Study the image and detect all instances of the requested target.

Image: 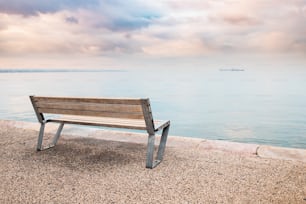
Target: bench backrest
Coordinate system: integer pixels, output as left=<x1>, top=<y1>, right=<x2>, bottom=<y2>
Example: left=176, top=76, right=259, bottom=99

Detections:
left=30, top=96, right=155, bottom=133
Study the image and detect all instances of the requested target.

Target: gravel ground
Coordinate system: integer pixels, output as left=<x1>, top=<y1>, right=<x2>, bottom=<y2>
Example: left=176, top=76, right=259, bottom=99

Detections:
left=0, top=123, right=305, bottom=204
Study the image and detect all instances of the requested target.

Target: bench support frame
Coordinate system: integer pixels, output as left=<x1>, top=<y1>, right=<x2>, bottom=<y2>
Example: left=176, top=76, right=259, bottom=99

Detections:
left=37, top=122, right=64, bottom=151
left=36, top=121, right=170, bottom=169
left=146, top=124, right=170, bottom=168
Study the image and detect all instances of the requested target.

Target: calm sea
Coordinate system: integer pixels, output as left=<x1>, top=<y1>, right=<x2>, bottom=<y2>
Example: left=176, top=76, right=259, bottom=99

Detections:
left=1, top=68, right=306, bottom=149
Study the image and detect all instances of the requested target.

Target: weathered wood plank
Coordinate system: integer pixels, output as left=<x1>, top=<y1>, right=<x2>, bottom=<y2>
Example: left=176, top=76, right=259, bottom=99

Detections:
left=48, top=118, right=147, bottom=130
left=37, top=108, right=144, bottom=119
left=33, top=96, right=145, bottom=105
left=36, top=101, right=143, bottom=113
left=58, top=116, right=147, bottom=125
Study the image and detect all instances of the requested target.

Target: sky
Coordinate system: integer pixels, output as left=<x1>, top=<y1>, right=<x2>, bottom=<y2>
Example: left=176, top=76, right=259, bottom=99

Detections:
left=0, top=0, right=306, bottom=69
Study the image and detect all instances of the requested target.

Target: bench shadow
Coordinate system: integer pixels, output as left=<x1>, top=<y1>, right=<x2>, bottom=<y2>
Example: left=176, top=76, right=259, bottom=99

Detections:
left=24, top=137, right=147, bottom=171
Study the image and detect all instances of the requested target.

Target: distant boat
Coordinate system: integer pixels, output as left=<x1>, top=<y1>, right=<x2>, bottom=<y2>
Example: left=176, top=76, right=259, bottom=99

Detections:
left=219, top=68, right=245, bottom=72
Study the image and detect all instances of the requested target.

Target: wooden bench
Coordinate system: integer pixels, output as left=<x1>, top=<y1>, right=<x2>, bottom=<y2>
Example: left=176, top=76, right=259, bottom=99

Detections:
left=29, top=96, right=170, bottom=169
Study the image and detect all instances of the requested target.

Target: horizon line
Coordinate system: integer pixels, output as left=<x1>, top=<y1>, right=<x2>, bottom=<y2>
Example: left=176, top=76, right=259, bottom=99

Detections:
left=0, top=69, right=126, bottom=73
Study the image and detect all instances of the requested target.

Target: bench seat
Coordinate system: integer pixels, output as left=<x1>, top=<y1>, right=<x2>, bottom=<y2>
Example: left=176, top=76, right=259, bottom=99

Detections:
left=48, top=115, right=170, bottom=131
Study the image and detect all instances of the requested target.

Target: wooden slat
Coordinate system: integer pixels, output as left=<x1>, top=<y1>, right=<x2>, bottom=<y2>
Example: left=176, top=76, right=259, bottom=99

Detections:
left=35, top=101, right=143, bottom=113
left=30, top=96, right=169, bottom=133
left=47, top=116, right=147, bottom=130
left=37, top=108, right=144, bottom=119
left=33, top=96, right=145, bottom=105
left=59, top=116, right=146, bottom=125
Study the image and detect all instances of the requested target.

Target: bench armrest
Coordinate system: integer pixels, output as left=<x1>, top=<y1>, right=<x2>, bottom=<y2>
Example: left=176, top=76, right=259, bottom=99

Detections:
left=154, top=120, right=170, bottom=132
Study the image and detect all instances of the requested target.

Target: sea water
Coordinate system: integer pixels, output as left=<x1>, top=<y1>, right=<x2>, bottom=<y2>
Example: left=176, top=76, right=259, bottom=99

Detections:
left=1, top=68, right=306, bottom=149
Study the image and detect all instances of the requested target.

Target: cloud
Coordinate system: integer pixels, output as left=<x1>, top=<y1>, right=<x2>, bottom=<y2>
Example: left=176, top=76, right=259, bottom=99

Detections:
left=91, top=1, right=162, bottom=31
left=165, top=0, right=212, bottom=10
left=0, top=0, right=306, bottom=69
left=142, top=39, right=215, bottom=57
left=248, top=31, right=306, bottom=53
left=0, top=10, right=146, bottom=56
left=65, top=16, right=78, bottom=24
left=0, top=0, right=99, bottom=16
left=0, top=0, right=161, bottom=31
left=217, top=14, right=260, bottom=26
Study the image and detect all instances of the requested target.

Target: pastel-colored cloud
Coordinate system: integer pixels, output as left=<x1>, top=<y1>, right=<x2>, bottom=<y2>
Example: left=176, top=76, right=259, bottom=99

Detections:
left=0, top=0, right=160, bottom=31
left=0, top=0, right=305, bottom=69
left=216, top=14, right=259, bottom=26
left=65, top=16, right=78, bottom=24
left=142, top=39, right=215, bottom=57
left=0, top=0, right=99, bottom=15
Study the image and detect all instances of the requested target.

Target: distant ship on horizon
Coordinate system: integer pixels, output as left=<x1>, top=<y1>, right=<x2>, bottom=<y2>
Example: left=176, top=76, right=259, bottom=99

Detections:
left=219, top=68, right=245, bottom=71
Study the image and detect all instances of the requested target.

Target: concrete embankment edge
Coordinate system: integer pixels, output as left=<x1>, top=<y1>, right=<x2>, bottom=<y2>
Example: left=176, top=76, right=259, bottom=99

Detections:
left=0, top=120, right=305, bottom=163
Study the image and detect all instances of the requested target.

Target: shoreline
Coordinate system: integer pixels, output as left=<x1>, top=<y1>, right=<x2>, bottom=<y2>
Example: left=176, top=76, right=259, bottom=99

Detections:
left=2, top=119, right=305, bottom=163
left=0, top=119, right=305, bottom=203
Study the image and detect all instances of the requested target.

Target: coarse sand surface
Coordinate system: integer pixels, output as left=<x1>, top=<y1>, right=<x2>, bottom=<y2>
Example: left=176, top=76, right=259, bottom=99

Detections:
left=0, top=122, right=305, bottom=203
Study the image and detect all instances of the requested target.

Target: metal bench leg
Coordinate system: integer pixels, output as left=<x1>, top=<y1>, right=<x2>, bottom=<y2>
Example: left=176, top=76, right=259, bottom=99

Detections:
left=37, top=122, right=45, bottom=151
left=52, top=122, right=64, bottom=145
left=146, top=124, right=170, bottom=169
left=146, top=134, right=155, bottom=168
left=36, top=122, right=64, bottom=151
left=156, top=124, right=170, bottom=162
